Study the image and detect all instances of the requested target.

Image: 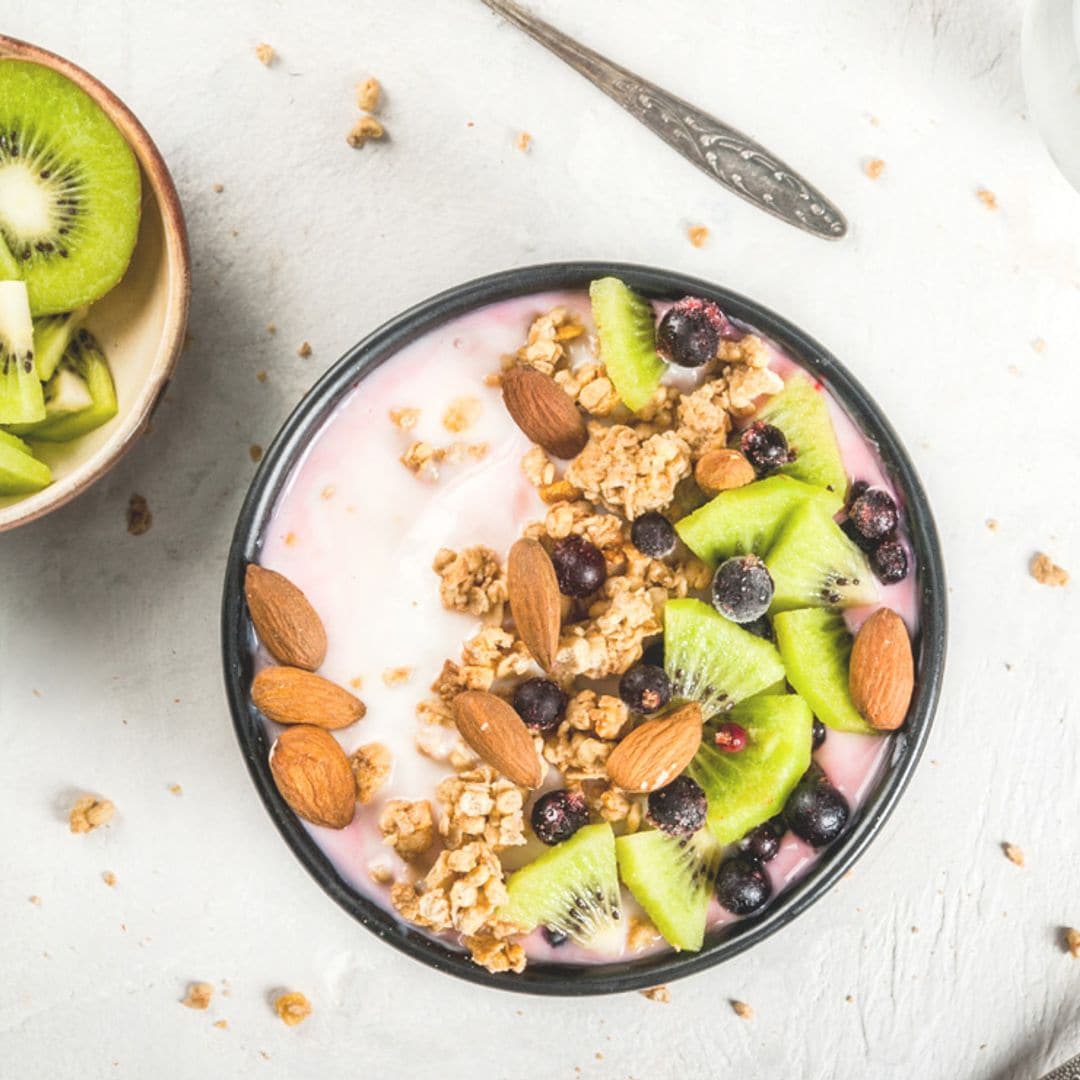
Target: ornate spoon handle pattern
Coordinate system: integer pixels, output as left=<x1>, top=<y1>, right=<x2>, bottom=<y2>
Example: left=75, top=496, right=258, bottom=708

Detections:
left=481, top=0, right=847, bottom=241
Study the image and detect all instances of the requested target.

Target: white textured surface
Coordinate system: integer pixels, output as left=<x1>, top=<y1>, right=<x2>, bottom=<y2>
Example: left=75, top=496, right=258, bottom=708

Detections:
left=2, top=1, right=1080, bottom=1077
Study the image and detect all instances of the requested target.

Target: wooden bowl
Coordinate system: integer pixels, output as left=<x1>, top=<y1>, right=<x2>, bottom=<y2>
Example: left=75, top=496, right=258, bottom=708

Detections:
left=0, top=35, right=190, bottom=532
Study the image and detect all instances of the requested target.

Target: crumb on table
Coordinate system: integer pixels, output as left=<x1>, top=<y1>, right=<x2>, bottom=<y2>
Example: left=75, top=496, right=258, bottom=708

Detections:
left=254, top=43, right=275, bottom=66
left=249, top=445, right=263, bottom=463
left=687, top=225, right=708, bottom=248
left=731, top=1000, right=754, bottom=1021
left=181, top=982, right=214, bottom=1010
left=1002, top=842, right=1025, bottom=867
left=1066, top=928, right=1080, bottom=958
left=977, top=187, right=998, bottom=210
left=69, top=795, right=115, bottom=834
left=641, top=985, right=670, bottom=1003
left=356, top=76, right=381, bottom=112
left=297, top=341, right=312, bottom=358
left=1031, top=553, right=1068, bottom=587
left=347, top=116, right=385, bottom=148
left=516, top=131, right=532, bottom=152
left=127, top=494, right=152, bottom=536
left=864, top=157, right=885, bottom=179
left=102, top=870, right=117, bottom=887
left=274, top=991, right=312, bottom=1027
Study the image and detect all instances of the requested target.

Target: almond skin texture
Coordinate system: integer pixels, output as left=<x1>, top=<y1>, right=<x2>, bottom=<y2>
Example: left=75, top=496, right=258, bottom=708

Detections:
left=245, top=564, right=328, bottom=671
left=270, top=725, right=356, bottom=829
left=502, top=367, right=588, bottom=459
left=252, top=666, right=366, bottom=730
left=453, top=690, right=543, bottom=788
left=849, top=608, right=914, bottom=731
left=694, top=449, right=756, bottom=495
left=507, top=538, right=561, bottom=672
left=606, top=702, right=704, bottom=793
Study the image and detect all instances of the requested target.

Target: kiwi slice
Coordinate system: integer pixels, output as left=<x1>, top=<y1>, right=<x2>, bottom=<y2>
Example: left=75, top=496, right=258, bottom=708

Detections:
left=0, top=60, right=141, bottom=316
left=752, top=374, right=848, bottom=496
left=33, top=307, right=86, bottom=380
left=773, top=608, right=875, bottom=734
left=11, top=329, right=116, bottom=442
left=664, top=598, right=786, bottom=720
left=676, top=475, right=844, bottom=567
left=765, top=501, right=878, bottom=612
left=616, top=828, right=723, bottom=951
left=0, top=279, right=44, bottom=424
left=689, top=693, right=814, bottom=844
left=589, top=277, right=666, bottom=412
left=0, top=427, right=51, bottom=494
left=501, top=822, right=623, bottom=954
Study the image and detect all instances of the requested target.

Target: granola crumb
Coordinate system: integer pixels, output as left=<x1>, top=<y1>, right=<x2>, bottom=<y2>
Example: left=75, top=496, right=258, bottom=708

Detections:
left=379, top=799, right=436, bottom=860
left=102, top=870, right=117, bottom=887
left=627, top=916, right=663, bottom=953
left=1065, top=927, right=1080, bottom=958
left=249, top=444, right=263, bottom=463
left=297, top=341, right=312, bottom=358
left=443, top=396, right=481, bottom=433
left=985, top=518, right=998, bottom=532
left=284, top=531, right=298, bottom=547
left=465, top=931, right=527, bottom=973
left=349, top=676, right=364, bottom=690
left=368, top=860, right=394, bottom=885
left=515, top=131, right=532, bottom=152
left=126, top=494, right=152, bottom=535
left=1031, top=337, right=1047, bottom=353
left=266, top=323, right=277, bottom=335
left=977, top=187, right=998, bottom=210
left=641, top=985, right=671, bottom=1003
left=390, top=406, right=421, bottom=431
left=69, top=795, right=115, bottom=834
left=212, top=182, right=224, bottom=194
left=181, top=982, right=214, bottom=1010
left=168, top=783, right=182, bottom=795
left=254, top=43, right=275, bottom=66
left=321, top=485, right=335, bottom=500
left=347, top=115, right=385, bottom=148
left=731, top=1000, right=754, bottom=1021
left=687, top=225, right=709, bottom=248
left=381, top=666, right=413, bottom=687
left=29, top=895, right=41, bottom=905
left=350, top=742, right=393, bottom=804
left=274, top=991, right=312, bottom=1027
left=356, top=76, right=381, bottom=112
left=213, top=1019, right=228, bottom=1030
left=1002, top=842, right=1025, bottom=866
left=1031, top=553, right=1068, bottom=587
left=256, top=370, right=267, bottom=383
left=864, top=157, right=885, bottom=179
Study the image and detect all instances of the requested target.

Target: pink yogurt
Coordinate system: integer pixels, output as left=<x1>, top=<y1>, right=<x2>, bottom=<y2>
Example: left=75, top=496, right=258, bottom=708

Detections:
left=257, top=290, right=918, bottom=965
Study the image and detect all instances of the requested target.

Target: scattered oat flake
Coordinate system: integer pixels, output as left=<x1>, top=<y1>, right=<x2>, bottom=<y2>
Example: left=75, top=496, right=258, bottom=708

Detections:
left=249, top=444, right=263, bottom=463
left=29, top=895, right=41, bottom=906
left=274, top=991, right=312, bottom=1027
left=212, top=183, right=224, bottom=194
left=169, top=783, right=183, bottom=795
left=641, top=985, right=670, bottom=1003
left=182, top=982, right=214, bottom=1010
left=349, top=676, right=364, bottom=690
left=1031, top=553, right=1069, bottom=587
left=1066, top=928, right=1080, bottom=958
left=126, top=494, right=152, bottom=535
left=1002, top=842, right=1025, bottom=866
left=321, top=485, right=335, bottom=500
left=731, top=1000, right=754, bottom=1020
left=845, top=994, right=855, bottom=1003
left=356, top=76, right=381, bottom=112
left=986, top=518, right=999, bottom=532
left=102, top=871, right=117, bottom=887
left=347, top=115, right=385, bottom=148
left=382, top=666, right=412, bottom=686
left=869, top=114, right=881, bottom=127
left=297, top=341, right=312, bottom=358
left=32, top=688, right=41, bottom=698
left=977, top=187, right=998, bottom=210
left=284, top=532, right=298, bottom=547
left=688, top=225, right=709, bottom=248
left=443, top=396, right=481, bottom=433
left=255, top=43, right=275, bottom=66
left=1032, top=337, right=1047, bottom=353
left=266, top=323, right=277, bottom=335
left=69, top=795, right=115, bottom=834
left=864, top=157, right=885, bottom=179
left=515, top=131, right=532, bottom=152
left=213, top=1019, right=229, bottom=1030
left=390, top=406, right=420, bottom=430
left=256, top=370, right=267, bottom=383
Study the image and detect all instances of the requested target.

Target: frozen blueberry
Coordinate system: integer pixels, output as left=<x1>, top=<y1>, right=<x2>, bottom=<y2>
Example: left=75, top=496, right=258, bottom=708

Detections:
left=841, top=517, right=878, bottom=553
left=656, top=297, right=725, bottom=368
left=740, top=422, right=793, bottom=477
left=784, top=768, right=849, bottom=848
left=738, top=817, right=785, bottom=863
left=551, top=535, right=607, bottom=598
left=641, top=639, right=665, bottom=669
left=619, top=663, right=672, bottom=714
left=845, top=479, right=870, bottom=509
left=812, top=718, right=827, bottom=750
left=646, top=776, right=707, bottom=837
left=531, top=789, right=589, bottom=846
left=715, top=854, right=773, bottom=916
left=631, top=511, right=677, bottom=559
left=871, top=539, right=909, bottom=585
left=513, top=678, right=568, bottom=735
left=542, top=925, right=569, bottom=947
left=711, top=554, right=774, bottom=623
left=849, top=489, right=899, bottom=542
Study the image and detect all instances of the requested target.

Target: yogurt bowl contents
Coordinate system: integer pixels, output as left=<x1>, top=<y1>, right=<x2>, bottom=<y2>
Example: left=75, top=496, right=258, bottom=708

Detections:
left=224, top=265, right=943, bottom=990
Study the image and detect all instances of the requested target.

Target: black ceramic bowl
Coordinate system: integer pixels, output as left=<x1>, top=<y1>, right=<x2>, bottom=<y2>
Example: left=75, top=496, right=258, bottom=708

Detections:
left=222, top=262, right=946, bottom=996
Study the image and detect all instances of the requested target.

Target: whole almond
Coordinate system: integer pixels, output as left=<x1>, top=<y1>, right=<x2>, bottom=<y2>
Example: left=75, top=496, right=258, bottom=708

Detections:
left=502, top=367, right=588, bottom=459
left=245, top=564, right=327, bottom=671
left=695, top=449, right=756, bottom=495
left=253, top=666, right=366, bottom=730
left=453, top=690, right=543, bottom=788
left=507, top=538, right=561, bottom=672
left=270, top=725, right=356, bottom=829
left=606, top=702, right=703, bottom=793
left=849, top=608, right=914, bottom=731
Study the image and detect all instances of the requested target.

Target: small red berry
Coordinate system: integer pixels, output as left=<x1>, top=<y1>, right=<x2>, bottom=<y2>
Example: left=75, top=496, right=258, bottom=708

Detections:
left=715, top=722, right=748, bottom=752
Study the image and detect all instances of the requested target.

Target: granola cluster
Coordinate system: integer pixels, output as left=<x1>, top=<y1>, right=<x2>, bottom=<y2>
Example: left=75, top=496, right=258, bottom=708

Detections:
left=542, top=690, right=628, bottom=780
left=378, top=799, right=436, bottom=861
left=513, top=307, right=585, bottom=376
left=432, top=546, right=506, bottom=616
left=436, top=766, right=526, bottom=851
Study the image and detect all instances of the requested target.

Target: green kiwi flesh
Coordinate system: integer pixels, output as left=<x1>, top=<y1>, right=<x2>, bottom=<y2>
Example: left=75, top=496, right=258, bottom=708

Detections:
left=33, top=307, right=87, bottom=380
left=589, top=277, right=666, bottom=412
left=0, top=279, right=44, bottom=423
left=0, top=427, right=51, bottom=494
left=0, top=60, right=141, bottom=315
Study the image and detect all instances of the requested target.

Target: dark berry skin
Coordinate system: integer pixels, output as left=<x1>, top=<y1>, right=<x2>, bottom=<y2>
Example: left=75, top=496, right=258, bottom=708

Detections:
left=739, top=816, right=785, bottom=863
left=812, top=718, right=827, bottom=750
left=841, top=517, right=878, bottom=553
left=531, top=789, right=590, bottom=846
left=513, top=678, right=567, bottom=735
left=871, top=540, right=909, bottom=585
left=641, top=639, right=665, bottom=669
left=551, top=535, right=607, bottom=598
left=711, top=554, right=774, bottom=623
left=646, top=775, right=707, bottom=836
left=784, top=769, right=849, bottom=848
left=715, top=854, right=773, bottom=916
left=619, top=663, right=672, bottom=714
left=542, top=925, right=569, bottom=947
left=740, top=422, right=793, bottom=477
left=743, top=615, right=775, bottom=642
left=846, top=479, right=869, bottom=509
left=630, top=511, right=677, bottom=558
left=849, top=489, right=899, bottom=542
left=656, top=297, right=724, bottom=368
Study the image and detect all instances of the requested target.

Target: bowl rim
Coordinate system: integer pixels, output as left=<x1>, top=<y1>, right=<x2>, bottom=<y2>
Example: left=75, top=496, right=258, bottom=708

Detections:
left=221, top=261, right=947, bottom=996
left=0, top=34, right=191, bottom=533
